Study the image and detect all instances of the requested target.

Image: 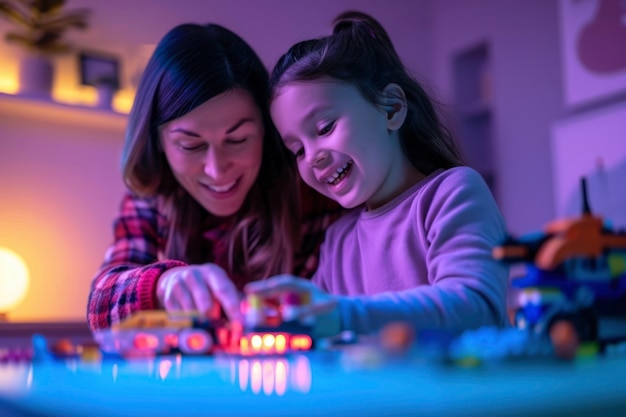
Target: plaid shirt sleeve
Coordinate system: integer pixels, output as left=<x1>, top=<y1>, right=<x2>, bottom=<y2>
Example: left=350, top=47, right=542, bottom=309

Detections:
left=293, top=182, right=346, bottom=278
left=87, top=192, right=186, bottom=332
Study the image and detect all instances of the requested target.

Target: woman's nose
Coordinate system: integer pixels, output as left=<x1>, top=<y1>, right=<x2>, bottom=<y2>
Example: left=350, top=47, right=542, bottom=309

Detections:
left=204, top=147, right=229, bottom=178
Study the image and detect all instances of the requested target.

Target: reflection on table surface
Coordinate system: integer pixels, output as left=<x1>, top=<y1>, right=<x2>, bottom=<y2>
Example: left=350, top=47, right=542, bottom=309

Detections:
left=233, top=355, right=311, bottom=395
left=1, top=350, right=626, bottom=417
left=0, top=353, right=313, bottom=396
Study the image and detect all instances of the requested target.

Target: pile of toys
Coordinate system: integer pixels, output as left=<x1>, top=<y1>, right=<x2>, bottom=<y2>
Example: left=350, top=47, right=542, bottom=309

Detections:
left=93, top=290, right=316, bottom=358
left=491, top=177, right=626, bottom=361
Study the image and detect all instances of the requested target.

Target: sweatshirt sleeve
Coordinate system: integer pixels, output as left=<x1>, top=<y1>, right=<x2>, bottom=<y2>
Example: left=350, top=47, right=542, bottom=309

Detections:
left=335, top=168, right=510, bottom=335
left=86, top=193, right=186, bottom=332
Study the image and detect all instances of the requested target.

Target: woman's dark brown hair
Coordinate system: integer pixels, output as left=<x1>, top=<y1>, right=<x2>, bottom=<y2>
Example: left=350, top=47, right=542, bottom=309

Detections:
left=121, top=23, right=300, bottom=282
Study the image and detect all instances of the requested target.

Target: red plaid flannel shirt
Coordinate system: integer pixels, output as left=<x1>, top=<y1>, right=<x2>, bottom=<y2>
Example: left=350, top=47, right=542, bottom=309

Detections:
left=87, top=184, right=343, bottom=332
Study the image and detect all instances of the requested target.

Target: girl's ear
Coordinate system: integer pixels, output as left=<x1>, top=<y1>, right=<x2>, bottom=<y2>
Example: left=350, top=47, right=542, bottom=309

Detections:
left=380, top=83, right=407, bottom=131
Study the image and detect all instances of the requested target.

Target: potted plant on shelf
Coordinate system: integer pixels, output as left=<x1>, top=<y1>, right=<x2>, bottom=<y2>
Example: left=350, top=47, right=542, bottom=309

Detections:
left=92, top=75, right=118, bottom=111
left=0, top=0, right=90, bottom=99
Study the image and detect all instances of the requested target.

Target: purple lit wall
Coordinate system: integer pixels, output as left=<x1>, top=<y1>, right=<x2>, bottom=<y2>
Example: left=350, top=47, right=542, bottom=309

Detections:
left=429, top=0, right=625, bottom=234
left=429, top=0, right=565, bottom=235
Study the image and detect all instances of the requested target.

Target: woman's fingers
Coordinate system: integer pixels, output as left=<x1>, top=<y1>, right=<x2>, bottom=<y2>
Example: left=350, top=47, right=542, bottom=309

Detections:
left=188, top=270, right=214, bottom=313
left=203, top=264, right=243, bottom=322
left=170, top=276, right=195, bottom=311
left=162, top=289, right=182, bottom=311
left=158, top=264, right=242, bottom=320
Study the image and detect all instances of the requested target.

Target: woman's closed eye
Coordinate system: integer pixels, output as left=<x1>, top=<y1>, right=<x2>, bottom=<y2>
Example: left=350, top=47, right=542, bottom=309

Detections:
left=225, top=137, right=248, bottom=145
left=178, top=142, right=206, bottom=152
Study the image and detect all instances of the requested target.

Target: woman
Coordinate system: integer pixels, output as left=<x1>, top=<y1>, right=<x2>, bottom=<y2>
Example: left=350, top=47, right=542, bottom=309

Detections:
left=87, top=23, right=342, bottom=332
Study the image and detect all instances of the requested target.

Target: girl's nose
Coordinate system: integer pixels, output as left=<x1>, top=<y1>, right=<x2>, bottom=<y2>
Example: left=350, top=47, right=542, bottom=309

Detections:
left=308, top=149, right=330, bottom=168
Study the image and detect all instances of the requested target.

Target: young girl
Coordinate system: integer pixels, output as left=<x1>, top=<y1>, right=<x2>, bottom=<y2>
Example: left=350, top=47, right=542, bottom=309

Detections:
left=246, top=11, right=510, bottom=337
left=87, top=23, right=342, bottom=332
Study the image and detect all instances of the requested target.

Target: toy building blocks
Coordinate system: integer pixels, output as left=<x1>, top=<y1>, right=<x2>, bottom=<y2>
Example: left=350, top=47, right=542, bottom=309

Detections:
left=94, top=289, right=316, bottom=358
left=493, top=177, right=626, bottom=357
left=238, top=290, right=314, bottom=356
left=446, top=326, right=554, bottom=365
left=549, top=320, right=580, bottom=360
left=93, top=310, right=222, bottom=357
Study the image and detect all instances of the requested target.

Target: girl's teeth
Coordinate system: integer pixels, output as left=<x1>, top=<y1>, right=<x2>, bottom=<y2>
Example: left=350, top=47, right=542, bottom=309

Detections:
left=326, top=162, right=352, bottom=184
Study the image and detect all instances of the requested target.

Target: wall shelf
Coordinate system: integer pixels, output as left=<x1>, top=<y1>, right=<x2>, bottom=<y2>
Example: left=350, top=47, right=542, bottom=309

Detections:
left=0, top=92, right=128, bottom=132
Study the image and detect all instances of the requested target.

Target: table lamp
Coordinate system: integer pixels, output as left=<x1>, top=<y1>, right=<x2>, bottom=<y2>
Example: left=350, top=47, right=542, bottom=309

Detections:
left=0, top=247, right=30, bottom=321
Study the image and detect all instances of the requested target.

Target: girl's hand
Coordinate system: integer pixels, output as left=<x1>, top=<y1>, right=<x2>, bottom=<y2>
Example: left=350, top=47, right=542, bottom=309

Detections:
left=244, top=275, right=341, bottom=338
left=156, top=263, right=243, bottom=322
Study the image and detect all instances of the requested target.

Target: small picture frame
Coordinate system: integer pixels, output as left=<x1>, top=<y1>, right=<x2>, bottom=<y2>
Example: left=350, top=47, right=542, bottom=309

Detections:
left=78, top=51, right=121, bottom=90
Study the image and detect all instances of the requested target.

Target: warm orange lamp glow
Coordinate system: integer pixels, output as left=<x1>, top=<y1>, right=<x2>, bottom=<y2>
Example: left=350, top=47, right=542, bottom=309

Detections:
left=0, top=77, right=19, bottom=94
left=0, top=247, right=30, bottom=319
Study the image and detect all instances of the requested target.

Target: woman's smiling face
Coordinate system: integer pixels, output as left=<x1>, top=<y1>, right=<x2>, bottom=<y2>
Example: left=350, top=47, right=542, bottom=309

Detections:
left=271, top=79, right=409, bottom=210
left=160, top=88, right=264, bottom=217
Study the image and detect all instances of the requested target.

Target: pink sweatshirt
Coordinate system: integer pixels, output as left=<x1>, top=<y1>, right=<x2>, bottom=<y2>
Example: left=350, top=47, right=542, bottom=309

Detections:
left=313, top=167, right=510, bottom=335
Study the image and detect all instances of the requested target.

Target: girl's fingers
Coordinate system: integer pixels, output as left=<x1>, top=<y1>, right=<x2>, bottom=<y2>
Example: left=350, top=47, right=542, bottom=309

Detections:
left=301, top=298, right=338, bottom=316
left=244, top=275, right=336, bottom=326
left=245, top=275, right=310, bottom=296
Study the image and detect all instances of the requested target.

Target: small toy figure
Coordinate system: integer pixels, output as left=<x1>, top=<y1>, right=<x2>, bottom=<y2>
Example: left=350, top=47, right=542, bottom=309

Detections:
left=379, top=322, right=415, bottom=355
left=549, top=320, right=580, bottom=360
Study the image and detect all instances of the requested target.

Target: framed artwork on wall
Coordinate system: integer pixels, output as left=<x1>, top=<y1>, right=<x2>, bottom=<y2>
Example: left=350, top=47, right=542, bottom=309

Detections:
left=558, top=0, right=626, bottom=109
left=78, top=51, right=121, bottom=90
left=551, top=100, right=626, bottom=229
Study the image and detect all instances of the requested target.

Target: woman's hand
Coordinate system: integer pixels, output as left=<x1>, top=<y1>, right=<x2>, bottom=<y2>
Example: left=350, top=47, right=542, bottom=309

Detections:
left=156, top=263, right=243, bottom=322
left=244, top=275, right=341, bottom=338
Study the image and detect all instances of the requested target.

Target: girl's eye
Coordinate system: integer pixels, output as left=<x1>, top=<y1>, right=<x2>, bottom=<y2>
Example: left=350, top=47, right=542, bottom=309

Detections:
left=294, top=148, right=304, bottom=159
left=318, top=121, right=335, bottom=136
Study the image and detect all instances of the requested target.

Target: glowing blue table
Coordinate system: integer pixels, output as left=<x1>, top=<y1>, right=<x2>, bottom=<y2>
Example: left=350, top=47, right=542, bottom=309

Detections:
left=1, top=349, right=626, bottom=417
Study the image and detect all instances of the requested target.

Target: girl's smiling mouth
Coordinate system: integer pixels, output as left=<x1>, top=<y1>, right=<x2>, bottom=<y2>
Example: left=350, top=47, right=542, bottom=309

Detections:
left=324, top=161, right=353, bottom=186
